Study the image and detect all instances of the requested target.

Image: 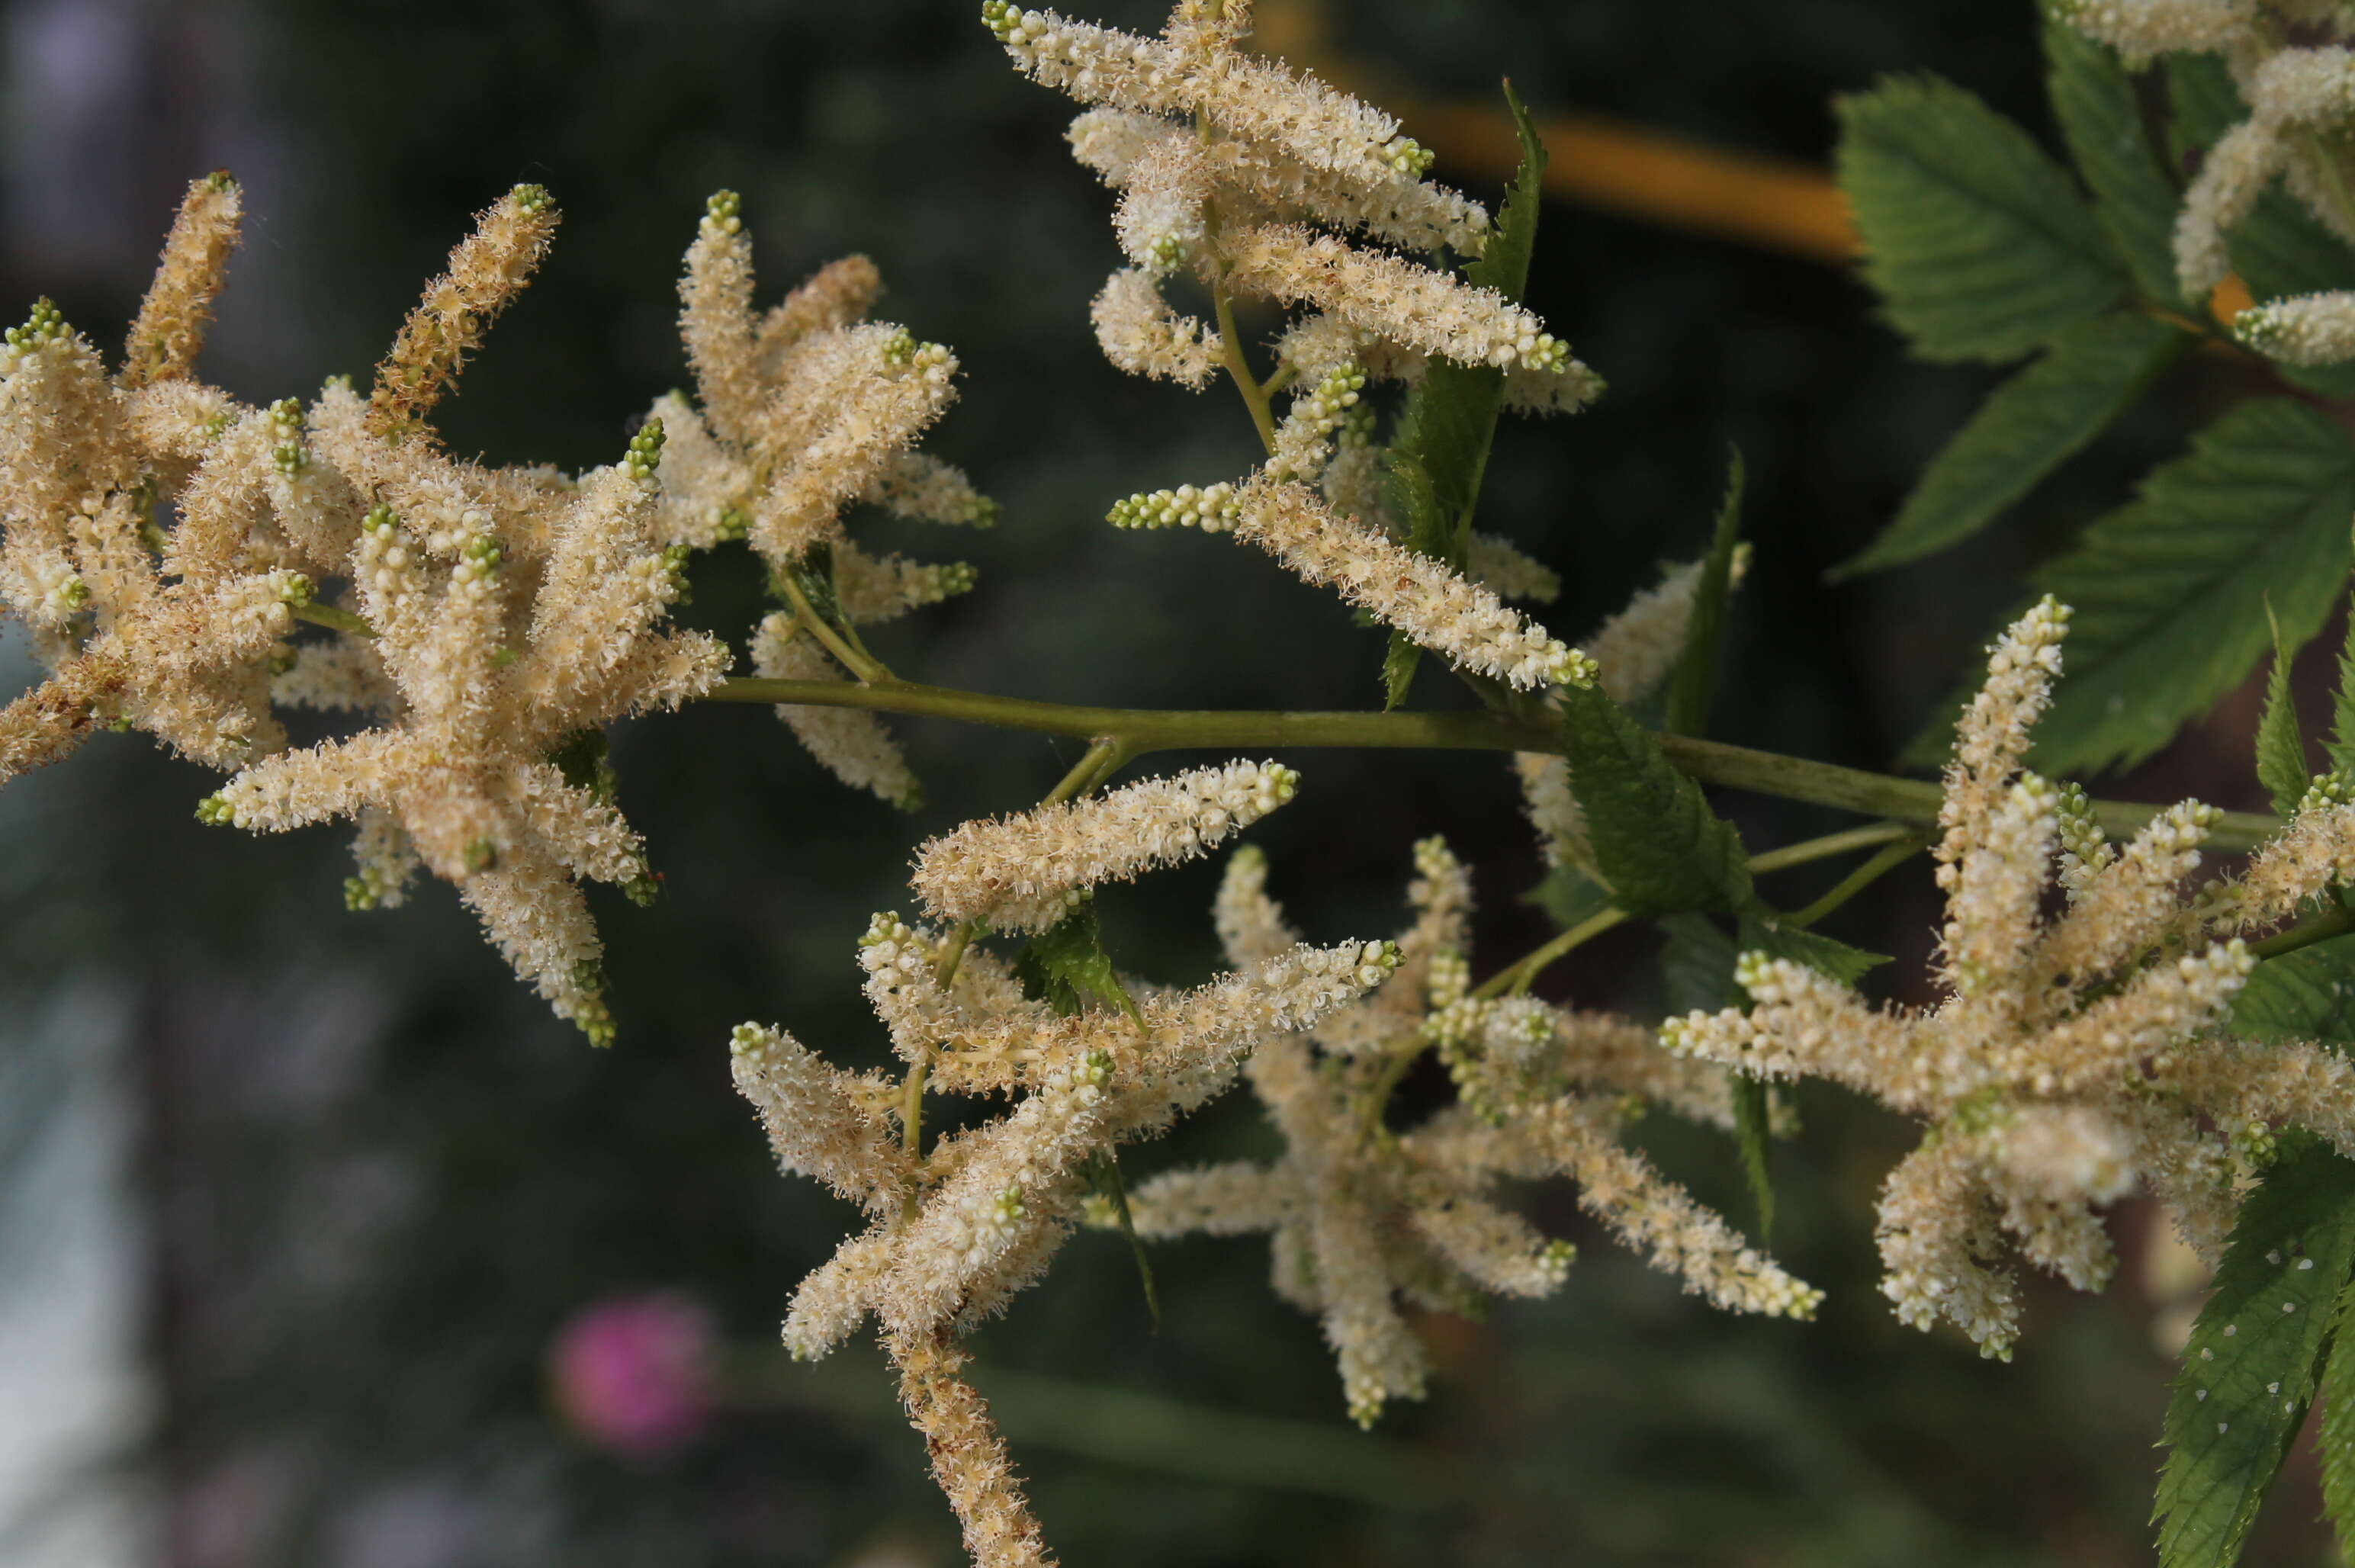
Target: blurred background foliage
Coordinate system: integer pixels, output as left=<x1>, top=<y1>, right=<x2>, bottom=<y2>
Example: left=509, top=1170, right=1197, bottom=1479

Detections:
left=0, top=0, right=2321, bottom=1563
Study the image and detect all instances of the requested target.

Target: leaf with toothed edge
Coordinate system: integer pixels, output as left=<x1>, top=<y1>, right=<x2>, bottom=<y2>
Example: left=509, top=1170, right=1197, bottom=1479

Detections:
left=2256, top=600, right=2313, bottom=820
left=2154, top=1134, right=2355, bottom=1568
left=1012, top=898, right=1143, bottom=1027
left=1378, top=82, right=1547, bottom=705
left=1559, top=685, right=1751, bottom=917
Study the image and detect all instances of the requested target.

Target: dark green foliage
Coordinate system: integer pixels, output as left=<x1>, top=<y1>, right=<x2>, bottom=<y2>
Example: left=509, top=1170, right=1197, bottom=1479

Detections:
left=1663, top=451, right=1746, bottom=736
left=2318, top=1269, right=2355, bottom=1560
left=1737, top=911, right=1891, bottom=988
left=1658, top=913, right=1775, bottom=1236
left=2256, top=603, right=2312, bottom=819
left=2028, top=400, right=2355, bottom=774
left=2229, top=932, right=2355, bottom=1048
left=1559, top=686, right=1751, bottom=917
left=1836, top=74, right=2123, bottom=361
left=2044, top=18, right=2191, bottom=310
left=2154, top=1136, right=2355, bottom=1568
left=2334, top=596, right=2355, bottom=778
left=1832, top=313, right=2185, bottom=577
left=1377, top=86, right=1547, bottom=705
left=1013, top=899, right=1143, bottom=1026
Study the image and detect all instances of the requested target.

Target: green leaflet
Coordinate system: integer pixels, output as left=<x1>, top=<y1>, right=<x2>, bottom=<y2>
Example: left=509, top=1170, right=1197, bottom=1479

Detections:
left=1738, top=911, right=1891, bottom=989
left=2256, top=602, right=2312, bottom=819
left=1012, top=898, right=1144, bottom=1027
left=1379, top=84, right=1546, bottom=705
left=1663, top=451, right=1746, bottom=737
left=2045, top=18, right=2193, bottom=311
left=1658, top=912, right=1776, bottom=1238
left=2319, top=1265, right=2355, bottom=1557
left=2333, top=593, right=2355, bottom=778
left=2026, top=399, right=2355, bottom=776
left=2165, top=55, right=2242, bottom=165
left=2154, top=1135, right=2355, bottom=1568
left=1836, top=74, right=2123, bottom=363
left=2229, top=931, right=2355, bottom=1049
left=1832, top=312, right=2186, bottom=578
left=1558, top=685, right=1751, bottom=917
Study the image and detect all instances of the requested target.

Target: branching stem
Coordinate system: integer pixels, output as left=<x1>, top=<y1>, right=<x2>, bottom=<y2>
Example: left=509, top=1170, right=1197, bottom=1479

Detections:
left=705, top=676, right=2285, bottom=853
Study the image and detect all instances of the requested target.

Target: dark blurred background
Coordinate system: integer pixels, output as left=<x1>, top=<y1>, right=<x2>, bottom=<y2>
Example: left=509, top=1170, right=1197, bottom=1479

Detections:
left=0, top=1, right=2315, bottom=1563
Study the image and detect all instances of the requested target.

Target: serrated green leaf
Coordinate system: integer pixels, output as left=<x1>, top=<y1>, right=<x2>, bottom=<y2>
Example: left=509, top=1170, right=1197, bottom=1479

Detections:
left=2045, top=18, right=2193, bottom=310
left=2331, top=594, right=2355, bottom=778
left=1659, top=911, right=1741, bottom=1014
left=1663, top=450, right=1746, bottom=736
left=1012, top=900, right=1144, bottom=1027
left=2230, top=933, right=2355, bottom=1048
left=1836, top=74, right=2125, bottom=362
left=1559, top=686, right=1751, bottom=917
left=1833, top=312, right=2186, bottom=578
left=1725, top=1075, right=1776, bottom=1239
left=2027, top=399, right=2355, bottom=775
left=2318, top=1264, right=2355, bottom=1556
left=1738, top=909, right=1893, bottom=988
left=1374, top=88, right=1546, bottom=705
left=2154, top=1134, right=2355, bottom=1568
left=1383, top=84, right=1543, bottom=548
left=2257, top=601, right=2313, bottom=818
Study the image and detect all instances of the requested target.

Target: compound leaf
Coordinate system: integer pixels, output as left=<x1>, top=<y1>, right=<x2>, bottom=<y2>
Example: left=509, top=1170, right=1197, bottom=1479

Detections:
left=1836, top=74, right=2124, bottom=362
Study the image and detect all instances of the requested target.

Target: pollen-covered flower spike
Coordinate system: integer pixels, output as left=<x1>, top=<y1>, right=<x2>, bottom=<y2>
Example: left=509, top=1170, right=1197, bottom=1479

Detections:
left=737, top=884, right=1399, bottom=1567
left=1120, top=837, right=1812, bottom=1426
left=367, top=182, right=561, bottom=445
left=1663, top=595, right=2350, bottom=1355
left=912, top=759, right=1300, bottom=933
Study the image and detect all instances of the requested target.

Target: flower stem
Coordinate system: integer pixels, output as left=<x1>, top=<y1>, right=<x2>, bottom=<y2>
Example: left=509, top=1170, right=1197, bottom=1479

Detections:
left=1782, top=833, right=1927, bottom=930
left=775, top=572, right=892, bottom=684
left=702, top=677, right=2286, bottom=853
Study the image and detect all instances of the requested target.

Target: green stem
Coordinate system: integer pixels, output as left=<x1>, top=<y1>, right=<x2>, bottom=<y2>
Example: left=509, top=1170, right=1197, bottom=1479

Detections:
left=1782, top=834, right=1927, bottom=931
left=1212, top=273, right=1278, bottom=455
left=290, top=601, right=377, bottom=639
left=703, top=677, right=2285, bottom=853
left=2251, top=901, right=2355, bottom=961
left=776, top=572, right=891, bottom=684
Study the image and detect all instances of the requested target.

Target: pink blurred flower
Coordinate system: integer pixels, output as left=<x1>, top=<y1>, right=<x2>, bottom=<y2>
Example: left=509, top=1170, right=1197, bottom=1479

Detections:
left=548, top=1292, right=716, bottom=1457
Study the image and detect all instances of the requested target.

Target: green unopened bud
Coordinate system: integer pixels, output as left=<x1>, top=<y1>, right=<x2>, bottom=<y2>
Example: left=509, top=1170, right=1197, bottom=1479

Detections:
left=463, top=837, right=498, bottom=873
left=510, top=182, right=554, bottom=214
left=625, top=416, right=666, bottom=480
left=194, top=793, right=236, bottom=826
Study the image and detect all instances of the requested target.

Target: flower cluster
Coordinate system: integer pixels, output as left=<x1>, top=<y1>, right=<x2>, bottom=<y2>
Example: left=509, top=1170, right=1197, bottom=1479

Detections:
left=731, top=766, right=1396, bottom=1566
left=985, top=1, right=1598, bottom=701
left=1, top=175, right=981, bottom=1037
left=665, top=188, right=991, bottom=805
left=1663, top=597, right=2355, bottom=1355
left=1120, top=837, right=1818, bottom=1425
left=2058, top=2, right=2355, bottom=360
